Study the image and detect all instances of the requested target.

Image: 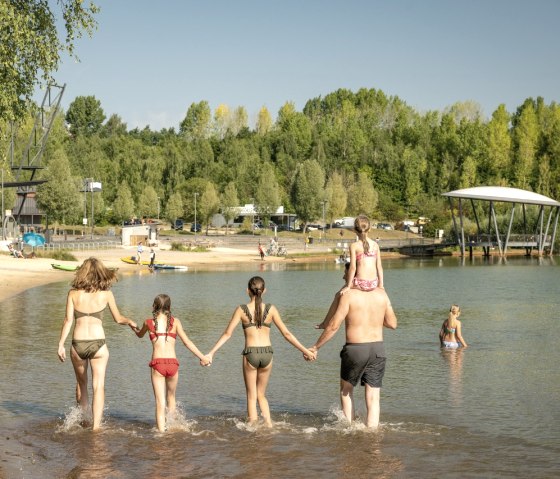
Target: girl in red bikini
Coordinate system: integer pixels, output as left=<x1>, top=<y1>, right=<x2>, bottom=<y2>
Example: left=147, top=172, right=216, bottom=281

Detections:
left=132, top=294, right=209, bottom=432
left=340, top=215, right=384, bottom=295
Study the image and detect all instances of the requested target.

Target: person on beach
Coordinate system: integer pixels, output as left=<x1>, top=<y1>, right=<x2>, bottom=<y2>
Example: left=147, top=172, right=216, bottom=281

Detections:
left=258, top=242, right=265, bottom=261
left=309, top=285, right=397, bottom=429
left=136, top=242, right=143, bottom=265
left=149, top=248, right=156, bottom=271
left=132, top=294, right=209, bottom=432
left=439, top=304, right=468, bottom=349
left=315, top=262, right=350, bottom=329
left=340, top=215, right=384, bottom=295
left=57, top=257, right=137, bottom=430
left=205, top=276, right=316, bottom=427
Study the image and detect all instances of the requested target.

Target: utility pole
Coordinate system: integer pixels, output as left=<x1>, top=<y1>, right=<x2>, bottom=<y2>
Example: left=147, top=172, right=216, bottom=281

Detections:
left=194, top=192, right=199, bottom=238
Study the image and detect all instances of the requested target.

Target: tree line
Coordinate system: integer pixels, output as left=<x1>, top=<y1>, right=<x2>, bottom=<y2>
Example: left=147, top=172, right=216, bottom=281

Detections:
left=1, top=88, right=559, bottom=236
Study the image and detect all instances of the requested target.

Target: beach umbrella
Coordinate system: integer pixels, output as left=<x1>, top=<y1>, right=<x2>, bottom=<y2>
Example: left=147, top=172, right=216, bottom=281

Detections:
left=23, top=232, right=46, bottom=247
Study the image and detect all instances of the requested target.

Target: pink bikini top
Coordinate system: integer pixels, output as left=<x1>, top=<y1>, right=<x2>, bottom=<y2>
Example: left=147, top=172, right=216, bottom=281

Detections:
left=356, top=250, right=377, bottom=262
left=146, top=317, right=177, bottom=340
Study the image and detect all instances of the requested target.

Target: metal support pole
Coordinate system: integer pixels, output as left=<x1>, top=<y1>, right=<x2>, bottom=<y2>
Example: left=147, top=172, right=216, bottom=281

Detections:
left=458, top=198, right=465, bottom=257
left=490, top=201, right=503, bottom=256
left=549, top=207, right=559, bottom=256
left=537, top=205, right=544, bottom=255
left=504, top=203, right=515, bottom=255
left=448, top=197, right=459, bottom=249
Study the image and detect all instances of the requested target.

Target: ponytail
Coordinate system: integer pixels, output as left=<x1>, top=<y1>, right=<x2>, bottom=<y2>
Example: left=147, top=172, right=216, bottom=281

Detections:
left=354, top=215, right=371, bottom=255
left=248, top=276, right=265, bottom=328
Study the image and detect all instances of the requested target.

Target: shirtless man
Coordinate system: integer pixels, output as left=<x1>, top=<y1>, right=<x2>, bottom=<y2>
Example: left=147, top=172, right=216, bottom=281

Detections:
left=309, top=287, right=397, bottom=429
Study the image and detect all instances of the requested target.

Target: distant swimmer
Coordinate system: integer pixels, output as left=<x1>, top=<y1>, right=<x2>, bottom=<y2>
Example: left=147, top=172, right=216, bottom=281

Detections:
left=132, top=294, right=209, bottom=432
left=439, top=304, right=468, bottom=348
left=340, top=215, right=384, bottom=295
left=57, top=257, right=137, bottom=430
left=205, top=276, right=316, bottom=427
left=309, top=286, right=397, bottom=429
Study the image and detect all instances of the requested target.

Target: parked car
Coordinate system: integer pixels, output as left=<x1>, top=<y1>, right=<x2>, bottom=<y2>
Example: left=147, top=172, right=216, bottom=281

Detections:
left=173, top=219, right=184, bottom=230
left=277, top=224, right=295, bottom=232
left=376, top=223, right=393, bottom=230
left=190, top=222, right=201, bottom=232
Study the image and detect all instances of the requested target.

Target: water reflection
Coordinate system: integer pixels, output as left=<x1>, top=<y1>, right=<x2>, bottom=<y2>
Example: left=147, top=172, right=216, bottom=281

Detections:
left=440, top=348, right=464, bottom=407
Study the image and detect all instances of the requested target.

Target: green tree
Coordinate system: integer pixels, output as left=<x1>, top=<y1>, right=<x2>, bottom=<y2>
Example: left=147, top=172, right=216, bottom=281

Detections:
left=136, top=185, right=159, bottom=218
left=36, top=148, right=82, bottom=223
left=180, top=101, right=211, bottom=140
left=324, top=172, right=347, bottom=224
left=112, top=182, right=135, bottom=223
left=485, top=105, right=511, bottom=183
left=512, top=103, right=538, bottom=189
left=291, top=159, right=325, bottom=231
left=165, top=192, right=183, bottom=223
left=347, top=171, right=378, bottom=217
left=256, top=106, right=272, bottom=135
left=255, top=163, right=280, bottom=228
left=221, top=182, right=239, bottom=235
left=199, top=182, right=220, bottom=234
left=0, top=0, right=99, bottom=122
left=65, top=95, right=106, bottom=136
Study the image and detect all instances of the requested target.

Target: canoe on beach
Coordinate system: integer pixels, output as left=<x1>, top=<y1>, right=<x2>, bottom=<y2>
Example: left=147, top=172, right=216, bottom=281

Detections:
left=51, top=263, right=79, bottom=271
left=120, top=256, right=162, bottom=265
left=153, top=264, right=189, bottom=271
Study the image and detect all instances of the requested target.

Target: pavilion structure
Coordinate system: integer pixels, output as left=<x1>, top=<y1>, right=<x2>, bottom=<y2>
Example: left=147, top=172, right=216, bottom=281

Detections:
left=442, top=186, right=560, bottom=257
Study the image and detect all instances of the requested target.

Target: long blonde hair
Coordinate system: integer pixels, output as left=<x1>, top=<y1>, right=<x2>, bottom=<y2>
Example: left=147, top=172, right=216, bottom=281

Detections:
left=447, top=304, right=461, bottom=329
left=71, top=257, right=117, bottom=292
left=354, top=215, right=371, bottom=255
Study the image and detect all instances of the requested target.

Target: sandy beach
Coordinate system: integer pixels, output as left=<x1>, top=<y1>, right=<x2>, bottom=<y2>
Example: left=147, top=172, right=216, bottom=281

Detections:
left=0, top=244, right=335, bottom=303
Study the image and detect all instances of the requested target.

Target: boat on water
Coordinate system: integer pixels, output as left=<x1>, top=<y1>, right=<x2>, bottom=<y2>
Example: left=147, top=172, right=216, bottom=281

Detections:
left=51, top=263, right=79, bottom=272
left=153, top=264, right=189, bottom=271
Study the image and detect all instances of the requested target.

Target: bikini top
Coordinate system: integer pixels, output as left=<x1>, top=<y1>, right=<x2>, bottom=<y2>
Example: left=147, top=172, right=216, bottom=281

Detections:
left=356, top=250, right=377, bottom=262
left=74, top=306, right=106, bottom=320
left=444, top=322, right=456, bottom=334
left=146, top=317, right=177, bottom=340
left=240, top=304, right=272, bottom=329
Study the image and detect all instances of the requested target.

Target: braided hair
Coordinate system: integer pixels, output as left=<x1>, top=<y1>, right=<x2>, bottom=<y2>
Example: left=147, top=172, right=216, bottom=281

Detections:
left=152, top=293, right=172, bottom=341
left=247, top=276, right=265, bottom=328
left=354, top=215, right=371, bottom=255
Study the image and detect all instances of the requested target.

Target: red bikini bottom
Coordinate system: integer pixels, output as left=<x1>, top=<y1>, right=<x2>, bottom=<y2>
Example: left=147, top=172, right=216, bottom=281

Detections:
left=149, top=358, right=179, bottom=377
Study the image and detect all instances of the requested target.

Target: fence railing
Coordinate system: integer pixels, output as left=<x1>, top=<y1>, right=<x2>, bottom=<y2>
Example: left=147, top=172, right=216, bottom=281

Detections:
left=33, top=240, right=122, bottom=252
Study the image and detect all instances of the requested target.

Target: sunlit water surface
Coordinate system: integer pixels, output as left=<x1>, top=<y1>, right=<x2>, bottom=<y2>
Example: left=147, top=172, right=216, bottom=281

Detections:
left=1, top=256, right=559, bottom=478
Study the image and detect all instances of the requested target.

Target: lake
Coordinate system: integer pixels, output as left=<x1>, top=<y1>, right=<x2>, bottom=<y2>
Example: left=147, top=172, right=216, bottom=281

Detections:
left=1, top=255, right=559, bottom=478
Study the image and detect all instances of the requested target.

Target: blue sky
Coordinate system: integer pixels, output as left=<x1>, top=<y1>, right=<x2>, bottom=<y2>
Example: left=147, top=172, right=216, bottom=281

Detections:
left=48, top=0, right=560, bottom=130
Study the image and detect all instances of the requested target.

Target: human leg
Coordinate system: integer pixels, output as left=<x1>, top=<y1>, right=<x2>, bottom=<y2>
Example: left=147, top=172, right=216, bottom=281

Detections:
left=256, top=361, right=273, bottom=427
left=340, top=379, right=355, bottom=423
left=242, top=357, right=259, bottom=424
left=151, top=369, right=168, bottom=432
left=166, top=373, right=179, bottom=417
left=365, top=384, right=381, bottom=429
left=70, top=347, right=89, bottom=412
left=89, top=345, right=109, bottom=430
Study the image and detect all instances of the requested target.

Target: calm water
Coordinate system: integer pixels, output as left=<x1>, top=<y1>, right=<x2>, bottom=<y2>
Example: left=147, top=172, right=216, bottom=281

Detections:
left=1, top=256, right=559, bottom=478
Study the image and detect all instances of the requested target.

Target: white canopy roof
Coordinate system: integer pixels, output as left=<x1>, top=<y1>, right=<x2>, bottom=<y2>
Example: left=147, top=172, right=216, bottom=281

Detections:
left=442, top=186, right=560, bottom=207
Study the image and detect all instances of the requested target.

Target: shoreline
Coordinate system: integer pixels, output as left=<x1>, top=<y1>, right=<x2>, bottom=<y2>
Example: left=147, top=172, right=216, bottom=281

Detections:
left=0, top=245, right=361, bottom=303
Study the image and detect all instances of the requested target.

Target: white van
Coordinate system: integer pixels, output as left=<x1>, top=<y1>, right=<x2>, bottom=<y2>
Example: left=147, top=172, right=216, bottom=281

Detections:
left=333, top=217, right=355, bottom=228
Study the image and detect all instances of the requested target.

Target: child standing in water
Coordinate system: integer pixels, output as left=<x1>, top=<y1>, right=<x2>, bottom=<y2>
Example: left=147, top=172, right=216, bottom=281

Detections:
left=132, top=294, right=209, bottom=432
left=205, top=276, right=316, bottom=427
left=340, top=215, right=384, bottom=294
left=439, top=304, right=468, bottom=348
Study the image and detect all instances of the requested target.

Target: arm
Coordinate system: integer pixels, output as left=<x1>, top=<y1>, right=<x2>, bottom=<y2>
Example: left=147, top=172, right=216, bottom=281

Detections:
left=206, top=307, right=242, bottom=361
left=456, top=321, right=468, bottom=348
left=340, top=244, right=357, bottom=295
left=315, top=292, right=341, bottom=329
left=312, top=293, right=349, bottom=351
left=175, top=318, right=209, bottom=362
left=57, top=291, right=75, bottom=362
left=106, top=291, right=137, bottom=329
left=376, top=243, right=384, bottom=288
left=383, top=301, right=397, bottom=330
left=132, top=321, right=149, bottom=338
left=270, top=306, right=316, bottom=360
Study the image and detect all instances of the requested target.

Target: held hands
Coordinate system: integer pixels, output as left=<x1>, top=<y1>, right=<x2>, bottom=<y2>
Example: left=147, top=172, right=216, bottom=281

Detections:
left=200, top=353, right=213, bottom=367
left=303, top=347, right=317, bottom=362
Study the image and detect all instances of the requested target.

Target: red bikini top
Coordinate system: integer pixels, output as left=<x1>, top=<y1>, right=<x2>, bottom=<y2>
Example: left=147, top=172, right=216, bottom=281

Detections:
left=146, top=317, right=177, bottom=340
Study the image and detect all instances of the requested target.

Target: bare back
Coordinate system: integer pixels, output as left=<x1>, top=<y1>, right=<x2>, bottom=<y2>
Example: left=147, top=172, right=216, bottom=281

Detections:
left=343, top=288, right=392, bottom=343
left=67, top=289, right=113, bottom=340
left=349, top=238, right=380, bottom=280
left=239, top=303, right=274, bottom=347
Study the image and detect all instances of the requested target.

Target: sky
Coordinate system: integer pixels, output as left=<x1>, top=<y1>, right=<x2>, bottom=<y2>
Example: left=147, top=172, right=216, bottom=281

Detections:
left=45, top=0, right=560, bottom=131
